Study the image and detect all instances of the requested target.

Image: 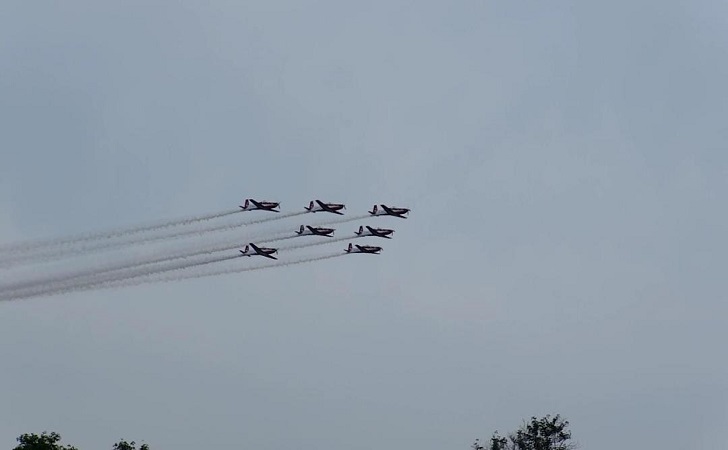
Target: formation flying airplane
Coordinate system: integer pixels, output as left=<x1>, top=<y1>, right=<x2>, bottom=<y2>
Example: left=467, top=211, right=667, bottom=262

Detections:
left=305, top=200, right=346, bottom=215
left=239, top=243, right=278, bottom=260
left=296, top=225, right=335, bottom=237
left=355, top=225, right=394, bottom=239
left=369, top=204, right=409, bottom=218
left=345, top=243, right=383, bottom=254
left=239, top=198, right=280, bottom=212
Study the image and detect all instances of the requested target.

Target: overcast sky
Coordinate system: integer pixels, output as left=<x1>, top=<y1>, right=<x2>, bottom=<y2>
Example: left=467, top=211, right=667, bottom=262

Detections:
left=1, top=1, right=727, bottom=449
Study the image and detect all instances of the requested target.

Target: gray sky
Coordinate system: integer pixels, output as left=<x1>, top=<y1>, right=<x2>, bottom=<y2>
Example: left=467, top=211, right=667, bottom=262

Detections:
left=1, top=1, right=727, bottom=449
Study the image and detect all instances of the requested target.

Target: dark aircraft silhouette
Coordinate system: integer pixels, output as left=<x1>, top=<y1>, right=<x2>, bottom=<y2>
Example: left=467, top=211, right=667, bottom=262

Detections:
left=239, top=198, right=280, bottom=212
left=345, top=243, right=382, bottom=254
left=369, top=204, right=409, bottom=218
left=355, top=225, right=394, bottom=239
left=295, top=225, right=335, bottom=237
left=239, top=243, right=278, bottom=260
left=305, top=200, right=346, bottom=215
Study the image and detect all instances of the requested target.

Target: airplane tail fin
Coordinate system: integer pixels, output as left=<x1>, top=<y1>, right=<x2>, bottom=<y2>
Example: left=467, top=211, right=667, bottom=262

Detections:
left=369, top=204, right=378, bottom=215
left=306, top=200, right=314, bottom=211
left=346, top=243, right=353, bottom=253
left=356, top=225, right=363, bottom=235
left=297, top=225, right=304, bottom=234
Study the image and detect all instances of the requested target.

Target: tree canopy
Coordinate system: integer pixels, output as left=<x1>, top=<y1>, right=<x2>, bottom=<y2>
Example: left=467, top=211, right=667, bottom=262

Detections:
left=112, top=440, right=149, bottom=450
left=12, top=433, right=149, bottom=450
left=473, top=414, right=576, bottom=450
left=13, top=432, right=78, bottom=450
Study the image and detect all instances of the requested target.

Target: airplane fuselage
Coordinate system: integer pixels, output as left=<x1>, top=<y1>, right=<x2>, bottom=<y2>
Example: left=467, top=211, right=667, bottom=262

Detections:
left=371, top=232, right=393, bottom=238
left=355, top=226, right=394, bottom=238
left=346, top=244, right=382, bottom=254
left=369, top=204, right=409, bottom=218
left=240, top=199, right=280, bottom=211
left=306, top=200, right=346, bottom=214
left=240, top=244, right=278, bottom=259
left=356, top=231, right=392, bottom=238
left=297, top=225, right=335, bottom=237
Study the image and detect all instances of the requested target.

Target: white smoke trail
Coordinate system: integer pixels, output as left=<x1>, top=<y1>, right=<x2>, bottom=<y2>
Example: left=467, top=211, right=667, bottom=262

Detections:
left=1, top=252, right=346, bottom=302
left=0, top=213, right=380, bottom=299
left=270, top=214, right=373, bottom=241
left=0, top=211, right=308, bottom=268
left=317, top=213, right=371, bottom=227
left=0, top=208, right=242, bottom=255
left=0, top=253, right=244, bottom=302
left=0, top=230, right=300, bottom=294
left=278, top=235, right=360, bottom=251
left=107, top=252, right=347, bottom=290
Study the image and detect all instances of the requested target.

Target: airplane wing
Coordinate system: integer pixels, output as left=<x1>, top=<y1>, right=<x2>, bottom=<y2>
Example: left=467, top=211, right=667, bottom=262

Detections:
left=251, top=243, right=278, bottom=259
left=316, top=200, right=343, bottom=214
left=316, top=200, right=334, bottom=213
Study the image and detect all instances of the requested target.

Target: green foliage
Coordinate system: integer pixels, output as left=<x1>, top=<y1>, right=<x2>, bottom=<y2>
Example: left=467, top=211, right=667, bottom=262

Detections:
left=13, top=432, right=78, bottom=450
left=112, top=440, right=149, bottom=450
left=489, top=432, right=509, bottom=450
left=474, top=414, right=576, bottom=450
left=11, top=433, right=149, bottom=450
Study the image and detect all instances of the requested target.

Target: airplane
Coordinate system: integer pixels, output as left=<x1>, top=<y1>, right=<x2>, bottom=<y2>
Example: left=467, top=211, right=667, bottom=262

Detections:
left=369, top=204, right=410, bottom=218
left=239, top=243, right=278, bottom=260
left=355, top=225, right=394, bottom=239
left=239, top=198, right=280, bottom=212
left=305, top=200, right=346, bottom=215
left=295, top=225, right=335, bottom=237
left=345, top=243, right=383, bottom=254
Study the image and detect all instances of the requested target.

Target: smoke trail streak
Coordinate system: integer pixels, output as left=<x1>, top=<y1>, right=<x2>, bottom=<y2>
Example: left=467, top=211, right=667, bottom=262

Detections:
left=0, top=211, right=308, bottom=269
left=1, top=252, right=346, bottom=302
left=0, top=253, right=244, bottom=302
left=317, top=213, right=370, bottom=227
left=0, top=230, right=299, bottom=294
left=261, top=213, right=372, bottom=239
left=278, top=235, right=360, bottom=251
left=0, top=208, right=242, bottom=255
left=104, top=253, right=347, bottom=291
left=17, top=231, right=362, bottom=290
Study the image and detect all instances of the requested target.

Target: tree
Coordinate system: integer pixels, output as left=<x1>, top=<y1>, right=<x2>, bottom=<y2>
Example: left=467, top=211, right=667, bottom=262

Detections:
left=13, top=432, right=78, bottom=450
left=11, top=433, right=150, bottom=450
left=474, top=414, right=576, bottom=450
left=112, top=440, right=149, bottom=450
